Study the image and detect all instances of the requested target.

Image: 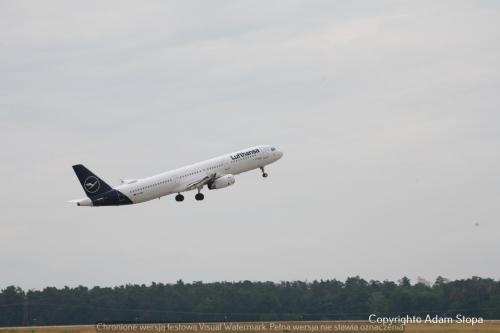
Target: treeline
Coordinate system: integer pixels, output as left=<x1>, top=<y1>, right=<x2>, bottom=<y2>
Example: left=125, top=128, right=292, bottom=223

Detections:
left=1, top=277, right=499, bottom=326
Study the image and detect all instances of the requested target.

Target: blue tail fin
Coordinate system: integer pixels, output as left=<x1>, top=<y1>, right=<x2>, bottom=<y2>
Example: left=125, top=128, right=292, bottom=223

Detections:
left=72, top=164, right=113, bottom=198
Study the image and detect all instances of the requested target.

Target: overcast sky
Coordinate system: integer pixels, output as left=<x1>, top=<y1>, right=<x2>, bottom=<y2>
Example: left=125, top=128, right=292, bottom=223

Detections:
left=1, top=1, right=499, bottom=290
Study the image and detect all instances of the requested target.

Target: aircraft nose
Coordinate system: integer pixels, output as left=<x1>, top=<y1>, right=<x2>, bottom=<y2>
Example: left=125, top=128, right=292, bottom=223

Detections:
left=276, top=150, right=283, bottom=159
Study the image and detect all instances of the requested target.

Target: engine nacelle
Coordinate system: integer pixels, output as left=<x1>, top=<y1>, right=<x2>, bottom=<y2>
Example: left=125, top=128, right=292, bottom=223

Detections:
left=208, top=174, right=235, bottom=190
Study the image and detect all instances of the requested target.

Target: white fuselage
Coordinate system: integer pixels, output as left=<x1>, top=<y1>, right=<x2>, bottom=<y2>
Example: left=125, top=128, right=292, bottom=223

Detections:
left=77, top=145, right=283, bottom=206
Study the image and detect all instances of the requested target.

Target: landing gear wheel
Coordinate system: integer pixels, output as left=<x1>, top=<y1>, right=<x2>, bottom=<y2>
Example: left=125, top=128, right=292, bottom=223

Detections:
left=195, top=193, right=204, bottom=201
left=175, top=194, right=184, bottom=202
left=262, top=172, right=268, bottom=178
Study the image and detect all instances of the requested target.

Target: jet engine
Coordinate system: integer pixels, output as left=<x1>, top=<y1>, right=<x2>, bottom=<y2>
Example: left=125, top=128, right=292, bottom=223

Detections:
left=208, top=174, right=235, bottom=190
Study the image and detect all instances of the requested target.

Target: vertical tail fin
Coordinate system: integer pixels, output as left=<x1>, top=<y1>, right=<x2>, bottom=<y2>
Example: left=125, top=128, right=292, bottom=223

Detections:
left=72, top=164, right=113, bottom=198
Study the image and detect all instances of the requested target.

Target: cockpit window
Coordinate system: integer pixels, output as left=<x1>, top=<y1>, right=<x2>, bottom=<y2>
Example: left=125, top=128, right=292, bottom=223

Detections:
left=271, top=147, right=276, bottom=151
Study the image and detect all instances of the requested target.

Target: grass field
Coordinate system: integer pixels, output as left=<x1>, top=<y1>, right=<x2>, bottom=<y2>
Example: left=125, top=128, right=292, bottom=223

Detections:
left=1, top=322, right=499, bottom=333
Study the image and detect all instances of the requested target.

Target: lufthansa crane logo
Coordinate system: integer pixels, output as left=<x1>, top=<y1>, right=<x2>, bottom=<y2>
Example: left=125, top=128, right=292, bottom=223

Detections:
left=84, top=176, right=100, bottom=194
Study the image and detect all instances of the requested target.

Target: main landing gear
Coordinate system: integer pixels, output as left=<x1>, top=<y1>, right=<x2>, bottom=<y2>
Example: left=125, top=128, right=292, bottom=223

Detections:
left=175, top=192, right=204, bottom=202
left=260, top=166, right=268, bottom=178
left=195, top=189, right=204, bottom=201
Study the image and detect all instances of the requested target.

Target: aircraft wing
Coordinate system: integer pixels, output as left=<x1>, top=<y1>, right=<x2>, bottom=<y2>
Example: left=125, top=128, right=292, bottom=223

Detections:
left=185, top=173, right=217, bottom=191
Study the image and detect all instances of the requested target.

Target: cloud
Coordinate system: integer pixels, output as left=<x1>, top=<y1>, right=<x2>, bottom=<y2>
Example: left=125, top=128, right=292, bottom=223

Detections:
left=1, top=1, right=500, bottom=289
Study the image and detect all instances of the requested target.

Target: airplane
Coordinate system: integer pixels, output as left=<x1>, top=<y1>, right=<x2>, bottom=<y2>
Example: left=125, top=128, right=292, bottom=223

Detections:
left=70, top=145, right=283, bottom=207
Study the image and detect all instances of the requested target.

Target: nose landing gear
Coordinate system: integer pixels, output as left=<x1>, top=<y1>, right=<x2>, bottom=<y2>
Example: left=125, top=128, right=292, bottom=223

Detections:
left=175, top=193, right=184, bottom=202
left=260, top=166, right=268, bottom=178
